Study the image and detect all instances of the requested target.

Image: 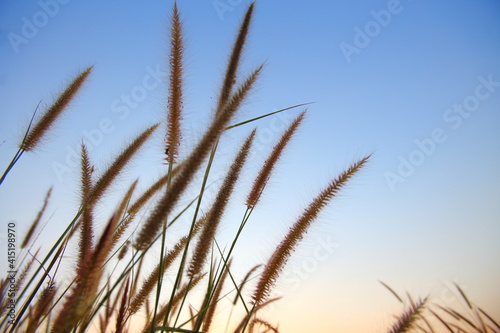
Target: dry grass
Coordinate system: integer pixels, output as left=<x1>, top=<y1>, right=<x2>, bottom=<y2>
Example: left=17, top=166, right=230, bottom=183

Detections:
left=1, top=2, right=497, bottom=333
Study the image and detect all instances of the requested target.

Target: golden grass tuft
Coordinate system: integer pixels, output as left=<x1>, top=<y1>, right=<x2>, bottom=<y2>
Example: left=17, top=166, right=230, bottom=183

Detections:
left=200, top=259, right=233, bottom=332
left=165, top=2, right=184, bottom=164
left=387, top=297, right=427, bottom=333
left=134, top=64, right=262, bottom=252
left=246, top=111, right=305, bottom=208
left=77, top=143, right=94, bottom=276
left=129, top=232, right=196, bottom=316
left=215, top=2, right=255, bottom=118
left=252, top=154, right=371, bottom=305
left=7, top=3, right=496, bottom=333
left=114, top=279, right=130, bottom=333
left=21, top=66, right=93, bottom=152
left=25, top=281, right=56, bottom=333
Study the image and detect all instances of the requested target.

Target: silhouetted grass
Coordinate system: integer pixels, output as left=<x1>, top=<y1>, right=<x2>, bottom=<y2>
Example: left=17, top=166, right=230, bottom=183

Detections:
left=2, top=2, right=496, bottom=333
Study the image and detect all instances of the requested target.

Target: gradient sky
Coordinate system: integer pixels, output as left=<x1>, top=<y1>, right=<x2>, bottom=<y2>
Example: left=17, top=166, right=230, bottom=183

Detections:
left=1, top=1, right=499, bottom=332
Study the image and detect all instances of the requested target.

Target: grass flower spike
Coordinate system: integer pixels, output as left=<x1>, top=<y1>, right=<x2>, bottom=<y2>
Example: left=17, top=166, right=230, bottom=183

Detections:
left=3, top=3, right=491, bottom=333
left=252, top=154, right=371, bottom=305
left=165, top=3, right=184, bottom=164
left=21, top=66, right=93, bottom=152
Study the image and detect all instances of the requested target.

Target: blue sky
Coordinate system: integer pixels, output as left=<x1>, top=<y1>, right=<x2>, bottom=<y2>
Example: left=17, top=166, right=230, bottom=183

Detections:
left=1, top=0, right=499, bottom=332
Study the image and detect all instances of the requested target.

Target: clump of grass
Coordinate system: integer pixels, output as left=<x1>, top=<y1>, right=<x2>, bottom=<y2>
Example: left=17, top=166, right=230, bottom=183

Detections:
left=251, top=154, right=371, bottom=306
left=381, top=282, right=500, bottom=333
left=3, top=2, right=497, bottom=333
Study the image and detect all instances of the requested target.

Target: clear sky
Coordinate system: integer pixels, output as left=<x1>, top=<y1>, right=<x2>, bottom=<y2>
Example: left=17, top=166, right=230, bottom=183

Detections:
left=1, top=0, right=499, bottom=332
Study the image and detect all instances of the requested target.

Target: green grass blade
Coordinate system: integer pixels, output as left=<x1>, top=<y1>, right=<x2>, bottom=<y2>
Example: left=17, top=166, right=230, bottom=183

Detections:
left=225, top=102, right=313, bottom=130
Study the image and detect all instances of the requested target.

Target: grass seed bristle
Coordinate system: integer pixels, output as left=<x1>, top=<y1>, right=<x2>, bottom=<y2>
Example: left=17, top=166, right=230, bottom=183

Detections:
left=21, top=67, right=93, bottom=152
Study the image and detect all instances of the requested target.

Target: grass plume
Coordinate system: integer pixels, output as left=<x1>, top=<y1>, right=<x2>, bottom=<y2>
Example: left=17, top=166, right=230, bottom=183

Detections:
left=3, top=3, right=495, bottom=333
left=215, top=2, right=255, bottom=117
left=165, top=2, right=184, bottom=164
left=115, top=279, right=130, bottom=333
left=129, top=232, right=197, bottom=316
left=387, top=297, right=428, bottom=333
left=134, top=64, right=262, bottom=251
left=21, top=66, right=93, bottom=152
left=246, top=111, right=305, bottom=208
left=188, top=130, right=256, bottom=278
left=252, top=154, right=371, bottom=305
left=77, top=143, right=94, bottom=276
left=90, top=124, right=158, bottom=206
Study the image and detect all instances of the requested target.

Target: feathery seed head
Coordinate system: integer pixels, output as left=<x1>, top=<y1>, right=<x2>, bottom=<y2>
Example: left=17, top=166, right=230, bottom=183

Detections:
left=90, top=123, right=158, bottom=206
left=187, top=130, right=256, bottom=278
left=165, top=2, right=184, bottom=164
left=252, top=154, right=371, bottom=305
left=246, top=111, right=305, bottom=208
left=215, top=2, right=255, bottom=117
left=134, top=67, right=261, bottom=251
left=21, top=66, right=93, bottom=152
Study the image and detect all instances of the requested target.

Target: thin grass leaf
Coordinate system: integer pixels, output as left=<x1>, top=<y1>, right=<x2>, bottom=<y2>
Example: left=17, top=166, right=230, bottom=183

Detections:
left=165, top=2, right=184, bottom=164
left=248, top=318, right=279, bottom=333
left=0, top=100, right=41, bottom=185
left=234, top=297, right=282, bottom=333
left=134, top=66, right=262, bottom=251
left=474, top=308, right=489, bottom=333
left=225, top=102, right=313, bottom=130
left=455, top=283, right=473, bottom=309
left=200, top=259, right=233, bottom=332
left=419, top=315, right=436, bottom=333
left=429, top=309, right=454, bottom=333
left=478, top=307, right=500, bottom=330
left=437, top=304, right=461, bottom=321
left=129, top=230, right=200, bottom=315
left=379, top=280, right=404, bottom=304
left=233, top=265, right=262, bottom=305
left=144, top=274, right=206, bottom=333
left=449, top=308, right=479, bottom=330
left=188, top=130, right=255, bottom=278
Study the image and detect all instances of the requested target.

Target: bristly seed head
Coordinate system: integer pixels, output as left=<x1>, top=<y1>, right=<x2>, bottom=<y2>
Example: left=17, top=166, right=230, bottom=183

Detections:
left=252, top=154, right=371, bottom=305
left=21, top=66, right=93, bottom=152
left=165, top=3, right=184, bottom=164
